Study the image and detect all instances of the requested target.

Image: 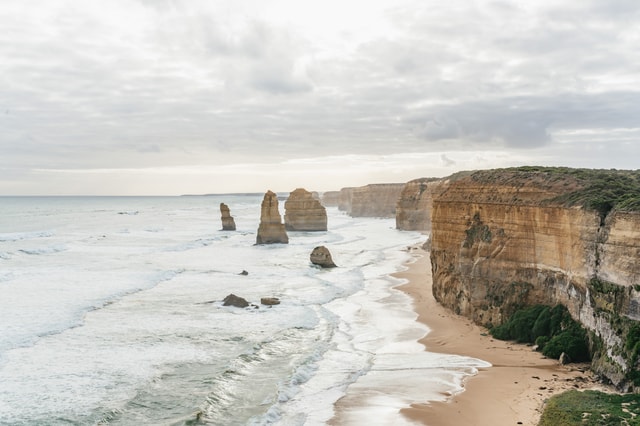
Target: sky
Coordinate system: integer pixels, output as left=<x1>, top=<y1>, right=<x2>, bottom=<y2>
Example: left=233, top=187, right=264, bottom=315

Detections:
left=1, top=0, right=639, bottom=195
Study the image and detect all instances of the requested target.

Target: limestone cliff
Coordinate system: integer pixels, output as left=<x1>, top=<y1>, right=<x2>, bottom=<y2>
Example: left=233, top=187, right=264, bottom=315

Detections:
left=338, top=187, right=355, bottom=213
left=429, top=167, right=640, bottom=388
left=395, top=178, right=444, bottom=232
left=335, top=183, right=404, bottom=217
left=256, top=190, right=289, bottom=244
left=321, top=191, right=340, bottom=207
left=284, top=188, right=328, bottom=231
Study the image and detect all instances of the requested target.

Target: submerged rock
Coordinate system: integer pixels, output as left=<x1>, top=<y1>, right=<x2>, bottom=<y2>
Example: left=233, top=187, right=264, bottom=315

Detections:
left=222, top=294, right=249, bottom=308
left=310, top=246, right=337, bottom=268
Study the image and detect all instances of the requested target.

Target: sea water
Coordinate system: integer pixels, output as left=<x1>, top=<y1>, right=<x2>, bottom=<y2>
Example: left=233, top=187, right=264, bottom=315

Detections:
left=0, top=195, right=489, bottom=425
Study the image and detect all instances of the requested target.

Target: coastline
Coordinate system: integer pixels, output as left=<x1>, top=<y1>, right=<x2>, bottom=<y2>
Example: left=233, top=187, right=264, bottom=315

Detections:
left=395, top=245, right=606, bottom=426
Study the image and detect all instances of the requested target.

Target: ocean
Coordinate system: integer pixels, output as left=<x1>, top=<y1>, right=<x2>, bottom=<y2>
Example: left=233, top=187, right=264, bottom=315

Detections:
left=0, top=195, right=489, bottom=425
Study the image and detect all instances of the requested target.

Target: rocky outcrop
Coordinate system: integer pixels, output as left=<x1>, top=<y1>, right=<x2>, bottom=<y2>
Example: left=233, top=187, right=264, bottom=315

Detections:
left=220, top=203, right=236, bottom=231
left=284, top=188, right=328, bottom=231
left=256, top=190, right=289, bottom=244
left=310, top=246, right=337, bottom=268
left=395, top=178, right=444, bottom=232
left=321, top=191, right=340, bottom=207
left=223, top=294, right=249, bottom=308
left=429, top=167, right=640, bottom=388
left=337, top=184, right=404, bottom=217
left=261, top=297, right=280, bottom=306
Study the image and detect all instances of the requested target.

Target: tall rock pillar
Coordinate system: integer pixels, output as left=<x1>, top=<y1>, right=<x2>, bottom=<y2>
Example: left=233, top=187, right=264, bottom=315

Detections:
left=256, top=191, right=289, bottom=244
left=220, top=203, right=236, bottom=231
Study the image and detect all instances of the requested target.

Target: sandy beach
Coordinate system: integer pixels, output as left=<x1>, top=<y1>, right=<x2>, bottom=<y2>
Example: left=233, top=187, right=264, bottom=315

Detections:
left=395, top=246, right=607, bottom=426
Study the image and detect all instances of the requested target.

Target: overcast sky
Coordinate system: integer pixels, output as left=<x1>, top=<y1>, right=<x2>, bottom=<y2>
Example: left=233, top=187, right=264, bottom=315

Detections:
left=1, top=0, right=639, bottom=195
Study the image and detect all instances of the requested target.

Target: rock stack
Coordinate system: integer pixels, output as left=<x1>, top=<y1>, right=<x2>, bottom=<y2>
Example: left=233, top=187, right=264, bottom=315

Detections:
left=256, top=190, right=289, bottom=244
left=310, top=246, right=337, bottom=268
left=284, top=188, right=328, bottom=231
left=220, top=203, right=236, bottom=231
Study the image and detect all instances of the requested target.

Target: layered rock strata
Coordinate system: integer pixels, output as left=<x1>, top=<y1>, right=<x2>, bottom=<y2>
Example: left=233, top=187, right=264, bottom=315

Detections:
left=337, top=184, right=404, bottom=217
left=321, top=191, right=340, bottom=207
left=395, top=178, right=444, bottom=232
left=220, top=203, right=236, bottom=231
left=338, top=187, right=355, bottom=213
left=284, top=188, right=328, bottom=231
left=256, top=190, right=289, bottom=244
left=429, top=167, right=640, bottom=388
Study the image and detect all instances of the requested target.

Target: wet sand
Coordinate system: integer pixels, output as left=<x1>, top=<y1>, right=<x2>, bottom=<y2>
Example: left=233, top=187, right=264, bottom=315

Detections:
left=396, top=246, right=605, bottom=426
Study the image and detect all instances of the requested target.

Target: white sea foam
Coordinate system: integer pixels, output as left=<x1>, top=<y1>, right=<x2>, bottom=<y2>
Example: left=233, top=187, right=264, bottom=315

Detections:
left=0, top=196, right=488, bottom=425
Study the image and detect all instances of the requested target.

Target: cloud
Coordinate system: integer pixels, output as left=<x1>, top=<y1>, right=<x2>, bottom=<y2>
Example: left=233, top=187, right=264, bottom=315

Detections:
left=0, top=0, right=639, bottom=194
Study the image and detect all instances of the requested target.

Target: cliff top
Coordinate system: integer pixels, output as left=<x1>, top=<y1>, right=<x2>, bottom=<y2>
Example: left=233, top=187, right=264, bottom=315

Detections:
left=447, top=166, right=640, bottom=214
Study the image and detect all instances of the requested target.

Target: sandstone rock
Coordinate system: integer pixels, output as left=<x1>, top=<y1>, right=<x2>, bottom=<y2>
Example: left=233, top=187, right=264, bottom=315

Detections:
left=256, top=190, right=289, bottom=244
left=429, top=167, right=640, bottom=388
left=338, top=187, right=355, bottom=212
left=321, top=191, right=340, bottom=207
left=310, top=246, right=337, bottom=268
left=220, top=202, right=236, bottom=231
left=342, top=183, right=404, bottom=217
left=284, top=188, right=328, bottom=231
left=395, top=178, right=444, bottom=232
left=222, top=293, right=249, bottom=308
left=261, top=297, right=280, bottom=306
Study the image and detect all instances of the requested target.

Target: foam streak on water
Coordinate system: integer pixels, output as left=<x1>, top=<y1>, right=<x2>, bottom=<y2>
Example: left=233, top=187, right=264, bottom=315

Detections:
left=0, top=196, right=488, bottom=425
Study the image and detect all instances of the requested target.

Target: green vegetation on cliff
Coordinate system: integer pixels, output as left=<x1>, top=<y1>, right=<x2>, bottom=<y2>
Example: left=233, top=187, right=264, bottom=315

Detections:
left=490, top=304, right=590, bottom=362
left=539, top=390, right=640, bottom=426
left=470, top=166, right=640, bottom=213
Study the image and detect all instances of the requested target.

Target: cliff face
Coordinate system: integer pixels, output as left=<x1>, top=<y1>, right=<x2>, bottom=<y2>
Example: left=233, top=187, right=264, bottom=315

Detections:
left=339, top=183, right=404, bottom=217
left=338, top=188, right=354, bottom=213
left=395, top=178, right=443, bottom=232
left=321, top=191, right=340, bottom=207
left=429, top=168, right=640, bottom=388
left=284, top=188, right=328, bottom=231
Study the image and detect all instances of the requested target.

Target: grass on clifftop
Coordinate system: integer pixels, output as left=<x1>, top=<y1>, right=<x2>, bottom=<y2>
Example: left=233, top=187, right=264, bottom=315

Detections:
left=539, top=390, right=640, bottom=425
left=470, top=166, right=640, bottom=213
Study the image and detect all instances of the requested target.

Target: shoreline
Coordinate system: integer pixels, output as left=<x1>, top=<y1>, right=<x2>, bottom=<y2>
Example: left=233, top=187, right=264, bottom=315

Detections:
left=395, top=245, right=606, bottom=426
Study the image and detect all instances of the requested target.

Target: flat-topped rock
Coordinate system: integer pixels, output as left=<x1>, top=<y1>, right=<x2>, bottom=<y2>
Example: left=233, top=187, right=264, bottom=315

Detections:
left=284, top=188, right=328, bottom=231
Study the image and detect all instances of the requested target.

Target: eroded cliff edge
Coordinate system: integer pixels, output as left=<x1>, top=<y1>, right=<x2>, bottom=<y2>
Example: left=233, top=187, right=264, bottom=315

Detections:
left=395, top=177, right=443, bottom=232
left=336, top=184, right=404, bottom=217
left=429, top=167, right=640, bottom=388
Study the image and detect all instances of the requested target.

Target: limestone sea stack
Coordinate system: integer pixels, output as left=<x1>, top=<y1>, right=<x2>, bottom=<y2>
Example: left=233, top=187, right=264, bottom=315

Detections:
left=310, top=246, right=337, bottom=268
left=284, top=188, right=328, bottom=231
left=220, top=202, right=236, bottom=231
left=256, top=190, right=289, bottom=244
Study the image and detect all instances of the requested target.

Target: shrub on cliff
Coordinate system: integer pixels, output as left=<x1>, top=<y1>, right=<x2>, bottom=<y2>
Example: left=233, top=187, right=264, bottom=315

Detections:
left=490, top=304, right=590, bottom=362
